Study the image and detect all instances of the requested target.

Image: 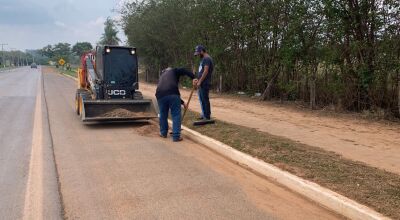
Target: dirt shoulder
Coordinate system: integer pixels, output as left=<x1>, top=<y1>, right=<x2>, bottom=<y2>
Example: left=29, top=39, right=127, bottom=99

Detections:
left=140, top=82, right=400, bottom=175
left=182, top=110, right=400, bottom=219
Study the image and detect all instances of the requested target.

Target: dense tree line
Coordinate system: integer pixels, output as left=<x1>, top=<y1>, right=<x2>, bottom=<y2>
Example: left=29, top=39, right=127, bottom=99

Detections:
left=0, top=50, right=46, bottom=66
left=0, top=50, right=36, bottom=68
left=120, top=0, right=400, bottom=115
left=40, top=42, right=93, bottom=65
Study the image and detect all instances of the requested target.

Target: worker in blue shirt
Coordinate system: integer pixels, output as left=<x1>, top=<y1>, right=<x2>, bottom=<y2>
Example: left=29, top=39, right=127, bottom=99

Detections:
left=155, top=67, right=197, bottom=142
left=194, top=45, right=214, bottom=120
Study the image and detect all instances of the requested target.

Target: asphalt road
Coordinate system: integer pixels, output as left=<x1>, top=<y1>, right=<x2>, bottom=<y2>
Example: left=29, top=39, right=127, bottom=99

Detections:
left=0, top=67, right=342, bottom=219
left=0, top=67, right=60, bottom=219
left=0, top=68, right=36, bottom=219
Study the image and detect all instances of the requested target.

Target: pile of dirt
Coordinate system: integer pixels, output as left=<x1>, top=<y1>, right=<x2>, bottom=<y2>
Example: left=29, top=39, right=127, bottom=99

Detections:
left=99, top=109, right=153, bottom=118
left=135, top=123, right=160, bottom=137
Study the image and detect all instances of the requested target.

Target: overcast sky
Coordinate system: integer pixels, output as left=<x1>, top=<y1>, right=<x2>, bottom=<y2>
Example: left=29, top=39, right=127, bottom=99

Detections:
left=0, top=0, right=127, bottom=51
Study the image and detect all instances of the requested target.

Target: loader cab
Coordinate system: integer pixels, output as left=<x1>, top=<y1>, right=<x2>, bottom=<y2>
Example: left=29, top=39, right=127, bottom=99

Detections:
left=95, top=46, right=139, bottom=100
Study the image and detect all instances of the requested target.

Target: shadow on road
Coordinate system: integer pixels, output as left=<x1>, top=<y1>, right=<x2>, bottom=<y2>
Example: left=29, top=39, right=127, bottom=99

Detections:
left=83, top=120, right=154, bottom=130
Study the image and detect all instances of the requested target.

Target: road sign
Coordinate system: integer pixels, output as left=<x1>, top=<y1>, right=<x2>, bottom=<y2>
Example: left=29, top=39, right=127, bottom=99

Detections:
left=58, top=59, right=65, bottom=66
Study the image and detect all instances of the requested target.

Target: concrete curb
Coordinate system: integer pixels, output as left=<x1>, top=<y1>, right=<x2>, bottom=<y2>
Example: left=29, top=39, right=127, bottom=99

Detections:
left=58, top=72, right=388, bottom=219
left=177, top=123, right=389, bottom=220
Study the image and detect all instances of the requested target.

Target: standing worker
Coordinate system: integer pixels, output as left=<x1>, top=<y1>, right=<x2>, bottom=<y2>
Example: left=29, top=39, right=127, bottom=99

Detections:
left=194, top=45, right=214, bottom=120
left=155, top=67, right=197, bottom=142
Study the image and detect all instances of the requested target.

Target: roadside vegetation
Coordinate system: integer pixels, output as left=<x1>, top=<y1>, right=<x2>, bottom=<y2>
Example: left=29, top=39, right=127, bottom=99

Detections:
left=40, top=42, right=93, bottom=66
left=119, top=0, right=400, bottom=118
left=0, top=50, right=46, bottom=67
left=98, top=17, right=121, bottom=46
left=62, top=68, right=78, bottom=78
left=182, top=110, right=400, bottom=219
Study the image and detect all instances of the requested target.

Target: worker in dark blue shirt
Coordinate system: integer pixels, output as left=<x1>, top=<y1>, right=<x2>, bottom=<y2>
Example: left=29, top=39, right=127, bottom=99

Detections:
left=155, top=67, right=197, bottom=142
left=194, top=45, right=214, bottom=120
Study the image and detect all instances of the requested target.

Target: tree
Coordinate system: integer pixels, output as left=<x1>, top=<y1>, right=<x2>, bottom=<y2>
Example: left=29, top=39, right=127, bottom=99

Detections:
left=40, top=45, right=54, bottom=58
left=72, top=42, right=93, bottom=56
left=99, top=17, right=121, bottom=45
left=119, top=0, right=400, bottom=116
left=52, top=43, right=71, bottom=62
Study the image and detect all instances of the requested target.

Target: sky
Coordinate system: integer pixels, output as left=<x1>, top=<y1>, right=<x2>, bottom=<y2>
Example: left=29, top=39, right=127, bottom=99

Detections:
left=0, top=0, right=127, bottom=51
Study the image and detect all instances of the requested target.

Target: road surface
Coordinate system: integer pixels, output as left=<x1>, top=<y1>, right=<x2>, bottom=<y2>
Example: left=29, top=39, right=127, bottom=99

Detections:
left=0, top=67, right=342, bottom=219
left=0, top=67, right=61, bottom=219
left=141, top=82, right=400, bottom=175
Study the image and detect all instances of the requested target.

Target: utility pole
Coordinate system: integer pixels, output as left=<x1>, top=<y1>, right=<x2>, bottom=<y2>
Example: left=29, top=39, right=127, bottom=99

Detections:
left=10, top=48, right=16, bottom=67
left=0, top=43, right=8, bottom=68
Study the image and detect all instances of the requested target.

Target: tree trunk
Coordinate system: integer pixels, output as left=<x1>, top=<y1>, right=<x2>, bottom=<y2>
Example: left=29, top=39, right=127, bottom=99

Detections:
left=262, top=71, right=279, bottom=101
left=219, top=75, right=223, bottom=93
left=262, top=81, right=274, bottom=100
left=398, top=76, right=400, bottom=116
left=310, top=64, right=317, bottom=109
left=310, top=79, right=316, bottom=109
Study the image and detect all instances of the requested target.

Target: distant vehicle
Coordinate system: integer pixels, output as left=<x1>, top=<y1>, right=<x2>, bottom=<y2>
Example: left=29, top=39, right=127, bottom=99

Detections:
left=31, top=63, right=37, bottom=69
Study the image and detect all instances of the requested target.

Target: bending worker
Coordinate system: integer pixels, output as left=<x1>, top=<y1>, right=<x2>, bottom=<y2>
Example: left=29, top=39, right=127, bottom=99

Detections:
left=155, top=67, right=197, bottom=142
left=194, top=45, right=214, bottom=120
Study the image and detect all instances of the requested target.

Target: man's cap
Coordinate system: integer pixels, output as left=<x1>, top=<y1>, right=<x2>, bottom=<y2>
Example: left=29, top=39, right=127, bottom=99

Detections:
left=194, top=45, right=206, bottom=56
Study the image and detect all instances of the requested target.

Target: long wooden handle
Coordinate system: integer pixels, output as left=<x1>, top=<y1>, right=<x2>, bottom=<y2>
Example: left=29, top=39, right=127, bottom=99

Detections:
left=182, top=87, right=195, bottom=121
left=182, top=67, right=197, bottom=121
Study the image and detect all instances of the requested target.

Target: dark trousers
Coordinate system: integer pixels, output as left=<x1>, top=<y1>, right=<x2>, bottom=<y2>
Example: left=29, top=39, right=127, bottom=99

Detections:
left=157, top=95, right=181, bottom=141
left=198, top=86, right=211, bottom=119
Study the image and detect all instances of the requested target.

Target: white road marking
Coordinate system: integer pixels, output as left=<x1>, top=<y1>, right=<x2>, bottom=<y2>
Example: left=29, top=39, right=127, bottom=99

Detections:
left=23, top=73, right=44, bottom=220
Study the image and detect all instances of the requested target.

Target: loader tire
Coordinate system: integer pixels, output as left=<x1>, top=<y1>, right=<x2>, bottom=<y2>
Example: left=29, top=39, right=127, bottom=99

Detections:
left=75, top=92, right=80, bottom=115
left=76, top=90, right=91, bottom=116
left=134, top=91, right=144, bottom=100
left=75, top=89, right=87, bottom=115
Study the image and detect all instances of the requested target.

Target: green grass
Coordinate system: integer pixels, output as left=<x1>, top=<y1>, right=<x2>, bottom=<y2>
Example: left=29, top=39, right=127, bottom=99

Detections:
left=49, top=66, right=78, bottom=78
left=62, top=68, right=78, bottom=78
left=182, top=110, right=400, bottom=219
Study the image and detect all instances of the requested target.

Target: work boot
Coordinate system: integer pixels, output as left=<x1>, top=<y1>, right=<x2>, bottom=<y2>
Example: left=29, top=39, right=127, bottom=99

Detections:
left=173, top=137, right=183, bottom=142
left=160, top=134, right=167, bottom=138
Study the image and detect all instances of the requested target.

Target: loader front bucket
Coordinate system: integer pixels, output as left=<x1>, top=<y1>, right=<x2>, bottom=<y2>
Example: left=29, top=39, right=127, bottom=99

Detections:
left=81, top=99, right=158, bottom=122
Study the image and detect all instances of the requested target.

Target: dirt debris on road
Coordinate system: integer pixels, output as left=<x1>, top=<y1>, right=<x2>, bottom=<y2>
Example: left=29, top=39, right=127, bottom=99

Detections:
left=98, top=108, right=152, bottom=118
left=135, top=122, right=160, bottom=138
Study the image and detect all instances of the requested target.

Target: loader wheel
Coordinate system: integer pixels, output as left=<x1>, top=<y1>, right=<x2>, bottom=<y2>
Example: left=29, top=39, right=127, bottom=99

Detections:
left=79, top=96, right=84, bottom=116
left=75, top=93, right=80, bottom=115
left=79, top=92, right=91, bottom=119
left=134, top=91, right=143, bottom=100
left=75, top=89, right=87, bottom=115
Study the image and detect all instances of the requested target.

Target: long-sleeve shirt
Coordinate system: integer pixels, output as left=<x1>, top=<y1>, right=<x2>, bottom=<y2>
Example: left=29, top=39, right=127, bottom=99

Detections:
left=155, top=68, right=195, bottom=102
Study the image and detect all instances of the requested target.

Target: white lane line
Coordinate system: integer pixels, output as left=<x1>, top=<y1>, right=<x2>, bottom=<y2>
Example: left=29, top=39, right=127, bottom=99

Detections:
left=23, top=73, right=44, bottom=220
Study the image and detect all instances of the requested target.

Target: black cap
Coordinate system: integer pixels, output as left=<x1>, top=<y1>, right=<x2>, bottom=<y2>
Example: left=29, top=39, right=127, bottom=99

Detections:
left=194, top=45, right=206, bottom=56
